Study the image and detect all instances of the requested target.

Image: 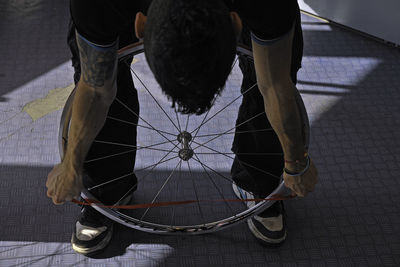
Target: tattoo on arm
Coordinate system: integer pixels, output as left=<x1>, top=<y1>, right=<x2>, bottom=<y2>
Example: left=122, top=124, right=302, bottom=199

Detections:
left=76, top=34, right=117, bottom=87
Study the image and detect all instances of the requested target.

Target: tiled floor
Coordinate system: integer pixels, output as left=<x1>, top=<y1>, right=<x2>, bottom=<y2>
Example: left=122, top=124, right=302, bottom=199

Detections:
left=1, top=1, right=400, bottom=266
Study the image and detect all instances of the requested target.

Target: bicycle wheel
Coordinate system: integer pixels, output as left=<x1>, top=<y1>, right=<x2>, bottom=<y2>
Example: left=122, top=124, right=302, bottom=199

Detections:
left=59, top=41, right=309, bottom=235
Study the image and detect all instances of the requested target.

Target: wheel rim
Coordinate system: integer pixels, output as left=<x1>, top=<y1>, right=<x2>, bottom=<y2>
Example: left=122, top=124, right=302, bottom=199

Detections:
left=59, top=42, right=308, bottom=235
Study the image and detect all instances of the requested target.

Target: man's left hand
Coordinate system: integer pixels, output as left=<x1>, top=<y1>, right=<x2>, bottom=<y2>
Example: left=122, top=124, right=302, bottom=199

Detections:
left=283, top=157, right=318, bottom=197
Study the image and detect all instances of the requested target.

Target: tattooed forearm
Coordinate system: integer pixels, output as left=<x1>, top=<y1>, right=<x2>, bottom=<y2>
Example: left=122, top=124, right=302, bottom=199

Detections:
left=76, top=33, right=117, bottom=87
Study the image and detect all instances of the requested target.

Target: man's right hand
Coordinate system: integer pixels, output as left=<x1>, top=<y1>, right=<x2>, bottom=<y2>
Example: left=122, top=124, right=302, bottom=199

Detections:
left=46, top=161, right=83, bottom=205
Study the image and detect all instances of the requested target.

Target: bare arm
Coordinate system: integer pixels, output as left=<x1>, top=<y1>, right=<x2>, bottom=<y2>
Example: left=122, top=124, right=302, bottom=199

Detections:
left=46, top=34, right=118, bottom=204
left=65, top=35, right=118, bottom=169
left=252, top=26, right=317, bottom=196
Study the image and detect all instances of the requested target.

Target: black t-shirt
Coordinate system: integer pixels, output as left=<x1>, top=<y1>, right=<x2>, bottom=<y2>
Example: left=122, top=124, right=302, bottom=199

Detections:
left=71, top=0, right=299, bottom=45
left=224, top=0, right=299, bottom=40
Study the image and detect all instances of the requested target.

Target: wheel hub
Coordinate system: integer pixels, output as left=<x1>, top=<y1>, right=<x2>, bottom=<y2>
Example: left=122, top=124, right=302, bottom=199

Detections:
left=177, top=131, right=193, bottom=161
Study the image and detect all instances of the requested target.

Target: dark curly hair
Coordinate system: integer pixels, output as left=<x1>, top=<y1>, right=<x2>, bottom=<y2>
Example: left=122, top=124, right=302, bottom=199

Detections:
left=144, top=0, right=236, bottom=115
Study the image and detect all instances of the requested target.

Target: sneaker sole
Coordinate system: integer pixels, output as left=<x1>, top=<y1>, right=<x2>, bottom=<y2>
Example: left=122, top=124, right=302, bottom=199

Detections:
left=232, top=184, right=287, bottom=245
left=71, top=226, right=113, bottom=255
left=70, top=189, right=133, bottom=256
left=247, top=219, right=287, bottom=246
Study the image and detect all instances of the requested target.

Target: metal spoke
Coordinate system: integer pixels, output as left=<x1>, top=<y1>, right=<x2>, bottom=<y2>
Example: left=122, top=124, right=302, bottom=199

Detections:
left=193, top=141, right=282, bottom=179
left=93, top=140, right=178, bottom=153
left=112, top=153, right=180, bottom=206
left=174, top=108, right=182, bottom=132
left=192, top=154, right=235, bottom=214
left=88, top=172, right=134, bottom=191
left=84, top=149, right=136, bottom=163
left=195, top=152, right=282, bottom=156
left=193, top=111, right=265, bottom=151
left=190, top=83, right=257, bottom=136
left=194, top=128, right=275, bottom=138
left=88, top=154, right=179, bottom=191
left=170, top=160, right=182, bottom=225
left=115, top=97, right=176, bottom=146
left=140, top=160, right=182, bottom=220
left=137, top=139, right=178, bottom=149
left=129, top=65, right=181, bottom=132
left=107, top=116, right=176, bottom=137
left=135, top=141, right=180, bottom=179
left=187, top=160, right=206, bottom=224
left=85, top=139, right=176, bottom=163
left=185, top=114, right=190, bottom=132
left=136, top=155, right=179, bottom=173
left=189, top=97, right=215, bottom=146
left=190, top=57, right=237, bottom=144
left=185, top=58, right=238, bottom=145
left=191, top=156, right=233, bottom=185
left=112, top=182, right=137, bottom=208
left=231, top=56, right=239, bottom=72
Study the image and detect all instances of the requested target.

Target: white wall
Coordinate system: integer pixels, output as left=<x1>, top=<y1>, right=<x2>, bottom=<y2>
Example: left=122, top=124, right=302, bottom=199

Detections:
left=299, top=0, right=400, bottom=45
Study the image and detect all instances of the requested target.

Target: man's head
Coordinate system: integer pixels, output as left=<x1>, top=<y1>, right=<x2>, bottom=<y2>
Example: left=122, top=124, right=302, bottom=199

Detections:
left=136, top=0, right=241, bottom=114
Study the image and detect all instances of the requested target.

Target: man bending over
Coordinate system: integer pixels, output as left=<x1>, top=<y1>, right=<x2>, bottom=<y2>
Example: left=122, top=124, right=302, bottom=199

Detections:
left=47, top=0, right=318, bottom=255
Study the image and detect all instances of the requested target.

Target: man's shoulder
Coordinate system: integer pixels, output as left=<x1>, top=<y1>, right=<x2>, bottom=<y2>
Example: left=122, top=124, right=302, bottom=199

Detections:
left=228, top=0, right=300, bottom=40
